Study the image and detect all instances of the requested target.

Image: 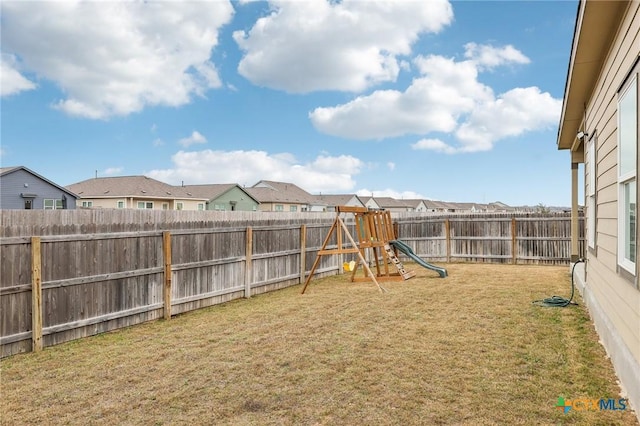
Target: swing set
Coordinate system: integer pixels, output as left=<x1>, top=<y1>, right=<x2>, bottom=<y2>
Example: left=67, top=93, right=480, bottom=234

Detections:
left=301, top=206, right=416, bottom=294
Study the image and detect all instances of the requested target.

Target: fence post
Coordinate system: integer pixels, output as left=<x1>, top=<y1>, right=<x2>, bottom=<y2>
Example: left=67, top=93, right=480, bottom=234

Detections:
left=445, top=219, right=451, bottom=263
left=299, top=225, right=306, bottom=284
left=511, top=217, right=517, bottom=264
left=31, top=236, right=43, bottom=352
left=245, top=227, right=252, bottom=298
left=162, top=231, right=172, bottom=320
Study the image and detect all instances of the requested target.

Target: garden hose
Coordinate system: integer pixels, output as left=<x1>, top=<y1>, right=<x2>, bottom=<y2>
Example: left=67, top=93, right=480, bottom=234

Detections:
left=532, top=258, right=585, bottom=307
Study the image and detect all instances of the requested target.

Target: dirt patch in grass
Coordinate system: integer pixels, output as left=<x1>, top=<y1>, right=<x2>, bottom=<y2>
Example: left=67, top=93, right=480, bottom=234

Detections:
left=1, top=263, right=638, bottom=425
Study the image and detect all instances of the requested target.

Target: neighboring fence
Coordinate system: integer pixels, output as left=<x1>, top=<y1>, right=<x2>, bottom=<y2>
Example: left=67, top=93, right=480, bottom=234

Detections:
left=0, top=210, right=584, bottom=358
left=395, top=212, right=586, bottom=265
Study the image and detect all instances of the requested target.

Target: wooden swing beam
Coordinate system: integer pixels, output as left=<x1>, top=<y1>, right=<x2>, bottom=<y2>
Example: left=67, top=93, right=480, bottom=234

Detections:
left=301, top=206, right=414, bottom=294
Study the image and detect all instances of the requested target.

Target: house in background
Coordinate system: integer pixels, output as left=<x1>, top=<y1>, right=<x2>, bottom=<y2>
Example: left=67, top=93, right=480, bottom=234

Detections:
left=66, top=176, right=208, bottom=210
left=423, top=200, right=453, bottom=213
left=180, top=184, right=259, bottom=211
left=359, top=196, right=381, bottom=210
left=374, top=197, right=413, bottom=212
left=557, top=0, right=639, bottom=418
left=247, top=180, right=316, bottom=212
left=312, top=194, right=365, bottom=212
left=402, top=199, right=428, bottom=212
left=0, top=166, right=78, bottom=210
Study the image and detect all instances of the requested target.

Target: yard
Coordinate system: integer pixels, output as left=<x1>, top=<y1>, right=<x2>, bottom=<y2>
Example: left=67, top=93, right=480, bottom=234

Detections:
left=1, top=263, right=637, bottom=425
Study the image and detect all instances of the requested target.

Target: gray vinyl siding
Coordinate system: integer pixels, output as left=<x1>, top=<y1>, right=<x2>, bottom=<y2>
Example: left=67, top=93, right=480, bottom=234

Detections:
left=0, top=169, right=77, bottom=210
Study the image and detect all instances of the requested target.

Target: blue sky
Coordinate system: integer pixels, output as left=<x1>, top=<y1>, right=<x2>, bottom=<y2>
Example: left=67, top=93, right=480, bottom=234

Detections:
left=1, top=0, right=578, bottom=206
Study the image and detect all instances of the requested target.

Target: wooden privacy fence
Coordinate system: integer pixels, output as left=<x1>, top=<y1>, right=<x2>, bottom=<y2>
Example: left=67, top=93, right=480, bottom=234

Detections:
left=0, top=210, right=584, bottom=358
left=395, top=213, right=585, bottom=265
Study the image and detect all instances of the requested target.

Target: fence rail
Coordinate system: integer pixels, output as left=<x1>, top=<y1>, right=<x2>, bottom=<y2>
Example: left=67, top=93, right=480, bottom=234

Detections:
left=0, top=210, right=584, bottom=358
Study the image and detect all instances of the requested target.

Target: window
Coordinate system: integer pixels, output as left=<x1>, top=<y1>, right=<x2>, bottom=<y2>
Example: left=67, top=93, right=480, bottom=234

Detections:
left=214, top=204, right=225, bottom=211
left=175, top=202, right=183, bottom=211
left=275, top=205, right=283, bottom=212
left=162, top=203, right=169, bottom=210
left=82, top=201, right=93, bottom=208
left=587, top=133, right=596, bottom=249
left=197, top=203, right=205, bottom=211
left=137, top=201, right=153, bottom=209
left=43, top=199, right=64, bottom=210
left=117, top=200, right=125, bottom=209
left=290, top=205, right=297, bottom=212
left=618, top=75, right=637, bottom=273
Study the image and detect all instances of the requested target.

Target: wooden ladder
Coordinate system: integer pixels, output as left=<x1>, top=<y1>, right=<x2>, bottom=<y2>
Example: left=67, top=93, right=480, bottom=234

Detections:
left=384, top=244, right=416, bottom=280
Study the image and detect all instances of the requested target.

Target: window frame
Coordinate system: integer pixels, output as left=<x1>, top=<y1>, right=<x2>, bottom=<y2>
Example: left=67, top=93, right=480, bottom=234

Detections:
left=617, top=73, right=637, bottom=274
left=137, top=201, right=153, bottom=209
left=587, top=132, right=597, bottom=250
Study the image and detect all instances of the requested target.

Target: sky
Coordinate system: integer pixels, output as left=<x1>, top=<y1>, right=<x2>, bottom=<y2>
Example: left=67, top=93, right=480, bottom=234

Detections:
left=1, top=0, right=579, bottom=207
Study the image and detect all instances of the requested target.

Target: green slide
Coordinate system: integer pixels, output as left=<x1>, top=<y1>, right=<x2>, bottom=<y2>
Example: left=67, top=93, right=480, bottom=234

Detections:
left=390, top=240, right=448, bottom=278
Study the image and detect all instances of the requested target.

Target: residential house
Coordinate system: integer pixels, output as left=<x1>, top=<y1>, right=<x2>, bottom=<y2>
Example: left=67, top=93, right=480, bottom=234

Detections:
left=246, top=180, right=316, bottom=212
left=402, top=199, right=429, bottom=212
left=180, top=184, right=259, bottom=212
left=0, top=166, right=78, bottom=210
left=487, top=201, right=512, bottom=213
left=66, top=176, right=208, bottom=210
left=312, top=194, right=365, bottom=212
left=359, top=196, right=382, bottom=210
left=557, top=0, right=639, bottom=418
left=423, top=200, right=454, bottom=213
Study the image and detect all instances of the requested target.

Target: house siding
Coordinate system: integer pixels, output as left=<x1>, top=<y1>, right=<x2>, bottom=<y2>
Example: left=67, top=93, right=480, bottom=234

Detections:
left=582, top=0, right=640, bottom=411
left=0, top=169, right=77, bottom=210
left=207, top=187, right=258, bottom=211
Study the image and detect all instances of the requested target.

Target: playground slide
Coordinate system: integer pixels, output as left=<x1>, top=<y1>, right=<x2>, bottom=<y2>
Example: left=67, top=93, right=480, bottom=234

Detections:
left=390, top=240, right=448, bottom=278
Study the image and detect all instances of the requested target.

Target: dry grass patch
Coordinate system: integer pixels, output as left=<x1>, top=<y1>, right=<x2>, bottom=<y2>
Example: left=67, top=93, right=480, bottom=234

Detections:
left=2, top=263, right=638, bottom=425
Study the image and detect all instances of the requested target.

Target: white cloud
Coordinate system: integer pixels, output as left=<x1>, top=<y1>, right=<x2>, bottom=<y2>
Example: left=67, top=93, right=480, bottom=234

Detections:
left=178, top=131, right=207, bottom=148
left=411, top=139, right=458, bottom=154
left=146, top=150, right=364, bottom=193
left=234, top=0, right=453, bottom=93
left=454, top=86, right=561, bottom=151
left=311, top=44, right=560, bottom=153
left=103, top=167, right=123, bottom=176
left=1, top=56, right=36, bottom=96
left=387, top=162, right=396, bottom=171
left=463, top=43, right=530, bottom=70
left=1, top=1, right=234, bottom=118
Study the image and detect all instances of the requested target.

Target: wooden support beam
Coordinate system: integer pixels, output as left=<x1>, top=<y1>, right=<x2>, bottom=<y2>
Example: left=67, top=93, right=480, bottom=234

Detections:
left=445, top=219, right=451, bottom=263
left=245, top=227, right=253, bottom=298
left=511, top=217, right=517, bottom=264
left=299, top=225, right=306, bottom=284
left=31, top=236, right=43, bottom=352
left=162, top=231, right=172, bottom=320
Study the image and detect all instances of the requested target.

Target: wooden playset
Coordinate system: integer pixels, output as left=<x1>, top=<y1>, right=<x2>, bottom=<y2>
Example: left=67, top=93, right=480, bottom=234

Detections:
left=301, top=206, right=416, bottom=294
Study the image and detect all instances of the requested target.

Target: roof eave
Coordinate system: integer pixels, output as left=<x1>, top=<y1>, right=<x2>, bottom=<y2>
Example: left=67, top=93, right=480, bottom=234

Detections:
left=557, top=0, right=628, bottom=151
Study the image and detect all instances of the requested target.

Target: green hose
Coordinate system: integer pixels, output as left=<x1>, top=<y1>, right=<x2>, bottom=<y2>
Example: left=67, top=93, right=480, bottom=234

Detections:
left=532, top=258, right=584, bottom=307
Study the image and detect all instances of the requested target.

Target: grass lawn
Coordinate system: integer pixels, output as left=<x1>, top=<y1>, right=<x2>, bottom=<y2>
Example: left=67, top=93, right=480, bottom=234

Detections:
left=1, top=263, right=638, bottom=425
